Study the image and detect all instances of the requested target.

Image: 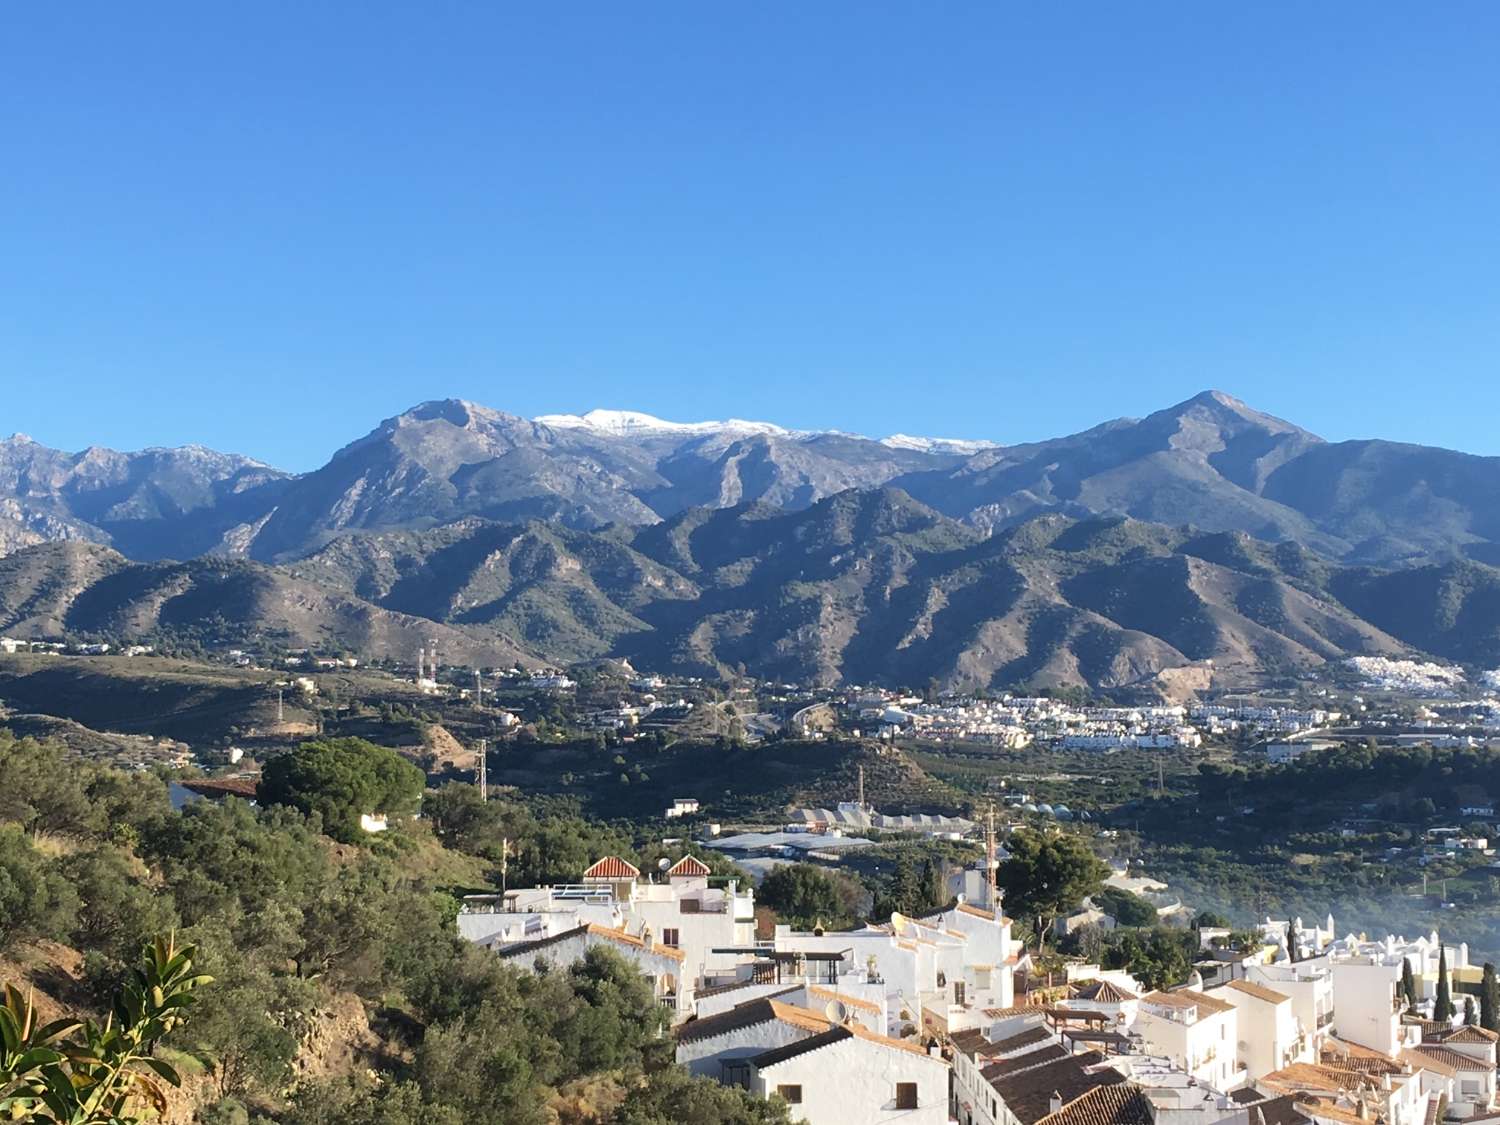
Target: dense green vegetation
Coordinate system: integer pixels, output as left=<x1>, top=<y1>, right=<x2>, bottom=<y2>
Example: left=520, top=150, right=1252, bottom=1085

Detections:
left=0, top=730, right=787, bottom=1124
left=258, top=739, right=425, bottom=843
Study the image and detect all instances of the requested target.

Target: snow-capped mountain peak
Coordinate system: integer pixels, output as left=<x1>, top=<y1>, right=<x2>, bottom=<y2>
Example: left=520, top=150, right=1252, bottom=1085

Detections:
left=534, top=409, right=791, bottom=438
left=880, top=433, right=1001, bottom=455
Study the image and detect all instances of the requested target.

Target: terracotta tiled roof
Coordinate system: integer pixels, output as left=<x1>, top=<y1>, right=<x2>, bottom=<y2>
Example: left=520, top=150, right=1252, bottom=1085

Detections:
left=1038, top=1083, right=1153, bottom=1125
left=988, top=1050, right=1122, bottom=1125
left=1436, top=1024, right=1500, bottom=1045
left=584, top=924, right=685, bottom=962
left=583, top=855, right=640, bottom=879
left=847, top=1020, right=937, bottom=1056
left=1072, top=980, right=1138, bottom=1003
left=1141, top=988, right=1233, bottom=1017
left=1406, top=1045, right=1485, bottom=1075
left=1224, top=979, right=1291, bottom=1005
left=494, top=923, right=590, bottom=959
left=1242, top=1094, right=1315, bottom=1125
left=675, top=998, right=830, bottom=1044
left=982, top=1044, right=1071, bottom=1080
left=1321, top=1037, right=1401, bottom=1064
left=1260, top=1062, right=1382, bottom=1096
left=990, top=1025, right=1054, bottom=1054
left=807, top=985, right=881, bottom=1015
left=751, top=1025, right=853, bottom=1069
left=750, top=1020, right=940, bottom=1069
left=666, top=855, right=711, bottom=877
left=949, top=1028, right=992, bottom=1057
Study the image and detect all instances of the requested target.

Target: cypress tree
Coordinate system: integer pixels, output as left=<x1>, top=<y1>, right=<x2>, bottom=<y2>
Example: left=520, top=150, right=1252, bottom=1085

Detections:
left=1465, top=997, right=1478, bottom=1026
left=1401, top=958, right=1418, bottom=1009
left=1435, top=944, right=1454, bottom=1022
left=1482, top=962, right=1499, bottom=1032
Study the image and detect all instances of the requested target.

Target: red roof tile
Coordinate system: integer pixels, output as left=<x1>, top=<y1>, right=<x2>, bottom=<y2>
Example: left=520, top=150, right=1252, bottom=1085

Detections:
left=583, top=856, right=641, bottom=879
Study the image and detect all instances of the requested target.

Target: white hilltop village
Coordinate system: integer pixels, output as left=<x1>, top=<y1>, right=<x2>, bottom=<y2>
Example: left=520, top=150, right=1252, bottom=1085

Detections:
left=455, top=801, right=1500, bottom=1125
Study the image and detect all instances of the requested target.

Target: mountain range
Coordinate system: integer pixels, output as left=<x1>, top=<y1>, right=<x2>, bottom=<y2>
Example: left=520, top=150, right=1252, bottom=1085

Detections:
left=3, top=391, right=1500, bottom=694
left=6, top=391, right=1500, bottom=568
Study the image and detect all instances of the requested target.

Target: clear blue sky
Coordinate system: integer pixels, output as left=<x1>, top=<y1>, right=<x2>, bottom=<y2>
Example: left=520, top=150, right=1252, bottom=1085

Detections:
left=3, top=3, right=1497, bottom=470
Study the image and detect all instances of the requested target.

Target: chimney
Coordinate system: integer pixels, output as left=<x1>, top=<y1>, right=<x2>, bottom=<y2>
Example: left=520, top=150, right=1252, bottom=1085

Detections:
left=1049, top=1092, right=1063, bottom=1115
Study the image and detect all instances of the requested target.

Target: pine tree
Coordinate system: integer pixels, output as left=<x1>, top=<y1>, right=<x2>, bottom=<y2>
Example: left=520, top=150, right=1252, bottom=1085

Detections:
left=1401, top=958, right=1418, bottom=1009
left=1483, top=962, right=1499, bottom=1032
left=1465, top=996, right=1478, bottom=1026
left=1435, top=944, right=1454, bottom=1022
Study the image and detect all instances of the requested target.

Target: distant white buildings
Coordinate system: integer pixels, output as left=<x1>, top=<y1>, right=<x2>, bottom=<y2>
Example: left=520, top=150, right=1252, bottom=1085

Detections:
left=665, top=797, right=701, bottom=819
left=459, top=854, right=754, bottom=1020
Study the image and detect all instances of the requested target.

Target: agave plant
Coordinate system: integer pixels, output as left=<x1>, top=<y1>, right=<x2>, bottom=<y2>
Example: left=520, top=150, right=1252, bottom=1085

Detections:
left=0, top=936, right=211, bottom=1123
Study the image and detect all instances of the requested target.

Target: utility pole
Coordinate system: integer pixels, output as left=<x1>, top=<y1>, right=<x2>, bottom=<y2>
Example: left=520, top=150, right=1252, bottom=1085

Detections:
left=986, top=802, right=999, bottom=913
left=477, top=738, right=488, bottom=802
left=474, top=668, right=483, bottom=709
left=500, top=836, right=510, bottom=896
left=858, top=765, right=866, bottom=809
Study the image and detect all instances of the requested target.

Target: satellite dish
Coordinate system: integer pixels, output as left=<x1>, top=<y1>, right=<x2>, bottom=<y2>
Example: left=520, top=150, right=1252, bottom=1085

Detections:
left=657, top=857, right=671, bottom=871
left=825, top=999, right=850, bottom=1025
left=890, top=911, right=908, bottom=933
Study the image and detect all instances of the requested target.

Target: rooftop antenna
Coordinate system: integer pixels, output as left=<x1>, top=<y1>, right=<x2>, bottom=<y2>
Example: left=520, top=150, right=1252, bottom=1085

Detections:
left=477, top=738, right=488, bottom=802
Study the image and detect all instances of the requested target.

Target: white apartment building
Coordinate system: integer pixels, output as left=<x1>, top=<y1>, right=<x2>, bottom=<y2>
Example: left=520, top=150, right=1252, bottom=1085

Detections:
left=1134, top=989, right=1240, bottom=1092
left=458, top=854, right=756, bottom=1009
left=1244, top=960, right=1335, bottom=1056
left=749, top=1022, right=949, bottom=1125
left=1216, top=979, right=1309, bottom=1081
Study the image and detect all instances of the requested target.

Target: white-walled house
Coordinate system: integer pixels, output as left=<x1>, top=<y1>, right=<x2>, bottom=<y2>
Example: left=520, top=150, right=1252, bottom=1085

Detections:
left=1216, top=979, right=1307, bottom=1080
left=458, top=854, right=756, bottom=1004
left=1133, top=990, right=1239, bottom=1091
left=1404, top=1024, right=1499, bottom=1118
left=748, top=1023, right=949, bottom=1125
left=1322, top=955, right=1416, bottom=1056
left=676, top=998, right=833, bottom=1080
left=1244, top=961, right=1335, bottom=1056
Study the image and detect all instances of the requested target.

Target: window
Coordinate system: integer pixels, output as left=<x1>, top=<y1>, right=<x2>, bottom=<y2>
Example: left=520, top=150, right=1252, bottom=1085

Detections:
left=662, top=928, right=680, bottom=947
left=896, top=1083, right=919, bottom=1109
left=776, top=1085, right=803, bottom=1104
left=954, top=981, right=966, bottom=1005
left=679, top=897, right=701, bottom=913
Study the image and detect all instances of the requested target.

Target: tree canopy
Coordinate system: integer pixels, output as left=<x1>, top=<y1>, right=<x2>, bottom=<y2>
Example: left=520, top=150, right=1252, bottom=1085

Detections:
left=258, top=738, right=424, bottom=843
left=996, top=828, right=1109, bottom=940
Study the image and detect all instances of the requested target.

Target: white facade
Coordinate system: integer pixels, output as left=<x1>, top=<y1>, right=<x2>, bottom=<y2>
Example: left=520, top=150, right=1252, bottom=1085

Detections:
left=1134, top=990, right=1239, bottom=1092
left=751, top=1027, right=949, bottom=1125
left=1244, top=960, right=1335, bottom=1055
left=1216, top=980, right=1307, bottom=1081
left=458, top=855, right=755, bottom=1009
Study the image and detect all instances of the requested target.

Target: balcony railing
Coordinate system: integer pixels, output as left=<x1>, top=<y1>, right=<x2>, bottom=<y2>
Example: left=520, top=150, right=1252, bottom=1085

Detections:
left=1317, top=1010, right=1335, bottom=1029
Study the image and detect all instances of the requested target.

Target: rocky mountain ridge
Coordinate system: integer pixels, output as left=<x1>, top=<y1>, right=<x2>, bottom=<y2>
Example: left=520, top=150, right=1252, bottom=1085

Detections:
left=6, top=390, right=1500, bottom=571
